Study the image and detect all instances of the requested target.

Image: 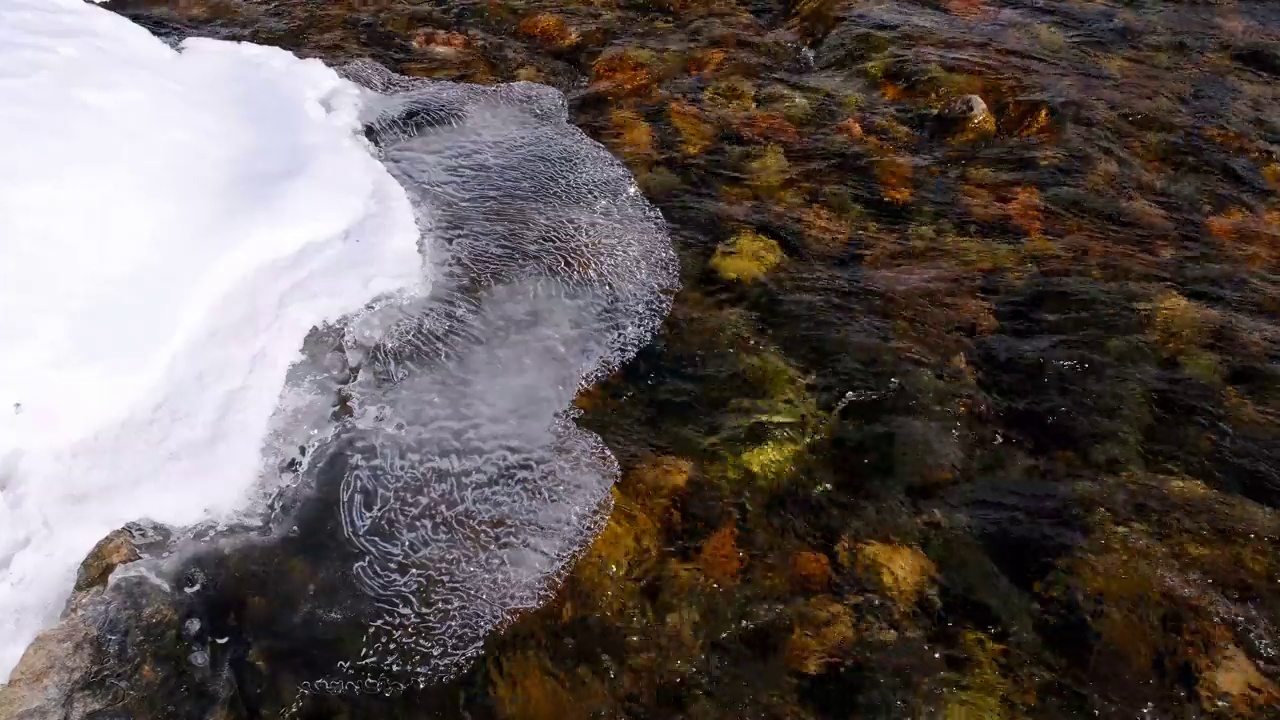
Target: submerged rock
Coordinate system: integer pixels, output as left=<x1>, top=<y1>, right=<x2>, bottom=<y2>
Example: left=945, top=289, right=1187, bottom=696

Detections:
left=709, top=231, right=784, bottom=283
left=937, top=94, right=996, bottom=141
left=1231, top=41, right=1280, bottom=77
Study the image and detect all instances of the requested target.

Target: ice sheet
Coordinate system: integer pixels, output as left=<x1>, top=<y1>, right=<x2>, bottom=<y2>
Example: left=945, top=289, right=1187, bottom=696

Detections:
left=0, top=0, right=423, bottom=681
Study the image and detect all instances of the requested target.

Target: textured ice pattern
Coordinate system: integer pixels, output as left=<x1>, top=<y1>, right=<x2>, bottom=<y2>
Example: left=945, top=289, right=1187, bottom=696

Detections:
left=303, top=61, right=678, bottom=691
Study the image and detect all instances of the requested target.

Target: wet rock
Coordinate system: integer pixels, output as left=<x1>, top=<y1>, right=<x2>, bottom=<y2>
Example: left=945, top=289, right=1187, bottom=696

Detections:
left=937, top=94, right=996, bottom=141
left=1200, top=644, right=1280, bottom=713
left=784, top=596, right=855, bottom=675
left=0, top=595, right=101, bottom=720
left=0, top=524, right=229, bottom=720
left=627, top=455, right=692, bottom=508
left=74, top=527, right=142, bottom=592
left=708, top=230, right=784, bottom=283
left=517, top=13, right=580, bottom=49
left=4, top=523, right=154, bottom=719
left=696, top=522, right=743, bottom=586
left=489, top=651, right=603, bottom=720
left=789, top=551, right=833, bottom=593
left=815, top=26, right=893, bottom=70
left=591, top=47, right=661, bottom=97
left=844, top=541, right=936, bottom=607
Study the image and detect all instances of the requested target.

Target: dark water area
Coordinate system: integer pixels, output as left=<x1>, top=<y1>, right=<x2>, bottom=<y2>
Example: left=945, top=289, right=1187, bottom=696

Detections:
left=99, top=0, right=1280, bottom=717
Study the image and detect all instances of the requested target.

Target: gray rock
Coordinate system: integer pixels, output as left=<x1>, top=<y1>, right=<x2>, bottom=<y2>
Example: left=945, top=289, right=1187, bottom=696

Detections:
left=941, top=94, right=992, bottom=125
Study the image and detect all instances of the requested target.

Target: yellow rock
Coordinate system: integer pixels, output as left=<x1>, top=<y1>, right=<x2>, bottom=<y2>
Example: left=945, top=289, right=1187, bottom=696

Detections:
left=847, top=541, right=936, bottom=606
left=709, top=230, right=784, bottom=283
left=490, top=651, right=601, bottom=720
left=1199, top=644, right=1280, bottom=713
left=785, top=596, right=855, bottom=675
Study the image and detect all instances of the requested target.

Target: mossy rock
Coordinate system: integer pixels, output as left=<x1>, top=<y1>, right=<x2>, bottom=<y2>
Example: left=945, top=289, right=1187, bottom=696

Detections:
left=784, top=596, right=855, bottom=675
left=842, top=541, right=937, bottom=608
left=709, top=230, right=784, bottom=283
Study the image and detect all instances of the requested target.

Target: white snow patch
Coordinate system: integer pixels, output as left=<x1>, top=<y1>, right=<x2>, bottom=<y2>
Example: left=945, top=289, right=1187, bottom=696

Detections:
left=0, top=0, right=423, bottom=681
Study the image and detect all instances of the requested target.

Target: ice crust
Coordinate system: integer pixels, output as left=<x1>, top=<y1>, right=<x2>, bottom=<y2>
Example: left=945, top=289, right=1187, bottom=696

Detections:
left=0, top=0, right=423, bottom=681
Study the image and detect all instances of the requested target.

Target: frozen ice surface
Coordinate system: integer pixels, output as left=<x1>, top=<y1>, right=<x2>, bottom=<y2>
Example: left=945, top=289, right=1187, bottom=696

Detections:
left=0, top=0, right=423, bottom=681
left=300, top=63, right=677, bottom=690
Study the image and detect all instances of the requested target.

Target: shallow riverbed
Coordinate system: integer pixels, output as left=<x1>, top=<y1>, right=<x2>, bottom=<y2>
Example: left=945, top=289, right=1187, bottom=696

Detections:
left=67, top=0, right=1280, bottom=717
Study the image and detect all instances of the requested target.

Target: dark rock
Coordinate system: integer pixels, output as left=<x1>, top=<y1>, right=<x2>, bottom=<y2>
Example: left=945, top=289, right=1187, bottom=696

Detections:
left=815, top=25, right=894, bottom=69
left=1232, top=41, right=1280, bottom=76
left=0, top=525, right=228, bottom=720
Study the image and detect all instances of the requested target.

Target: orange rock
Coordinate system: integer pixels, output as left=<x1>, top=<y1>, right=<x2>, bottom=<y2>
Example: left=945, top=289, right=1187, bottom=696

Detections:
left=784, top=596, right=855, bottom=675
left=1007, top=186, right=1043, bottom=238
left=789, top=551, right=833, bottom=593
left=668, top=100, right=717, bottom=155
left=875, top=155, right=913, bottom=205
left=517, top=13, right=579, bottom=48
left=592, top=49, right=660, bottom=97
left=412, top=29, right=469, bottom=52
left=1199, top=645, right=1280, bottom=713
left=736, top=111, right=800, bottom=144
left=798, top=205, right=852, bottom=257
left=836, top=117, right=864, bottom=141
left=697, top=523, right=743, bottom=586
left=629, top=456, right=693, bottom=500
left=688, top=48, right=728, bottom=76
left=605, top=109, right=656, bottom=166
left=845, top=541, right=936, bottom=607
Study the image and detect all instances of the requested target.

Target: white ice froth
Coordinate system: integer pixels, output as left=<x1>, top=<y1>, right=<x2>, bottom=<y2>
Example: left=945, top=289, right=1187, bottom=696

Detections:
left=0, top=0, right=423, bottom=681
left=297, top=62, right=678, bottom=691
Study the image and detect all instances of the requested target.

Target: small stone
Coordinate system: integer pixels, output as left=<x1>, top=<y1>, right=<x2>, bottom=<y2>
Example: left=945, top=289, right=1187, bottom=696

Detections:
left=939, top=94, right=996, bottom=140
left=517, top=13, right=579, bottom=48
left=943, top=94, right=992, bottom=124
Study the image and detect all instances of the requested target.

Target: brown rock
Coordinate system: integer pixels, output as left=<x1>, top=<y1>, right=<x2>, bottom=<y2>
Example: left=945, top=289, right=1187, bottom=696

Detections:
left=74, top=527, right=141, bottom=592
left=0, top=601, right=99, bottom=720
left=789, top=551, right=833, bottom=593
left=784, top=596, right=855, bottom=675
left=1199, top=645, right=1280, bottom=713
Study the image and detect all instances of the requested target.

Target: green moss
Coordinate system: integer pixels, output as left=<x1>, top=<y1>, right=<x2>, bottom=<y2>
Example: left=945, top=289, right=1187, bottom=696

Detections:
left=863, top=59, right=890, bottom=83
left=942, top=632, right=1010, bottom=720
left=736, top=438, right=805, bottom=482
left=760, top=85, right=813, bottom=124
left=1180, top=348, right=1222, bottom=385
left=709, top=230, right=783, bottom=283
left=746, top=144, right=791, bottom=198
left=841, top=92, right=865, bottom=113
left=704, top=76, right=756, bottom=113
left=638, top=166, right=683, bottom=197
